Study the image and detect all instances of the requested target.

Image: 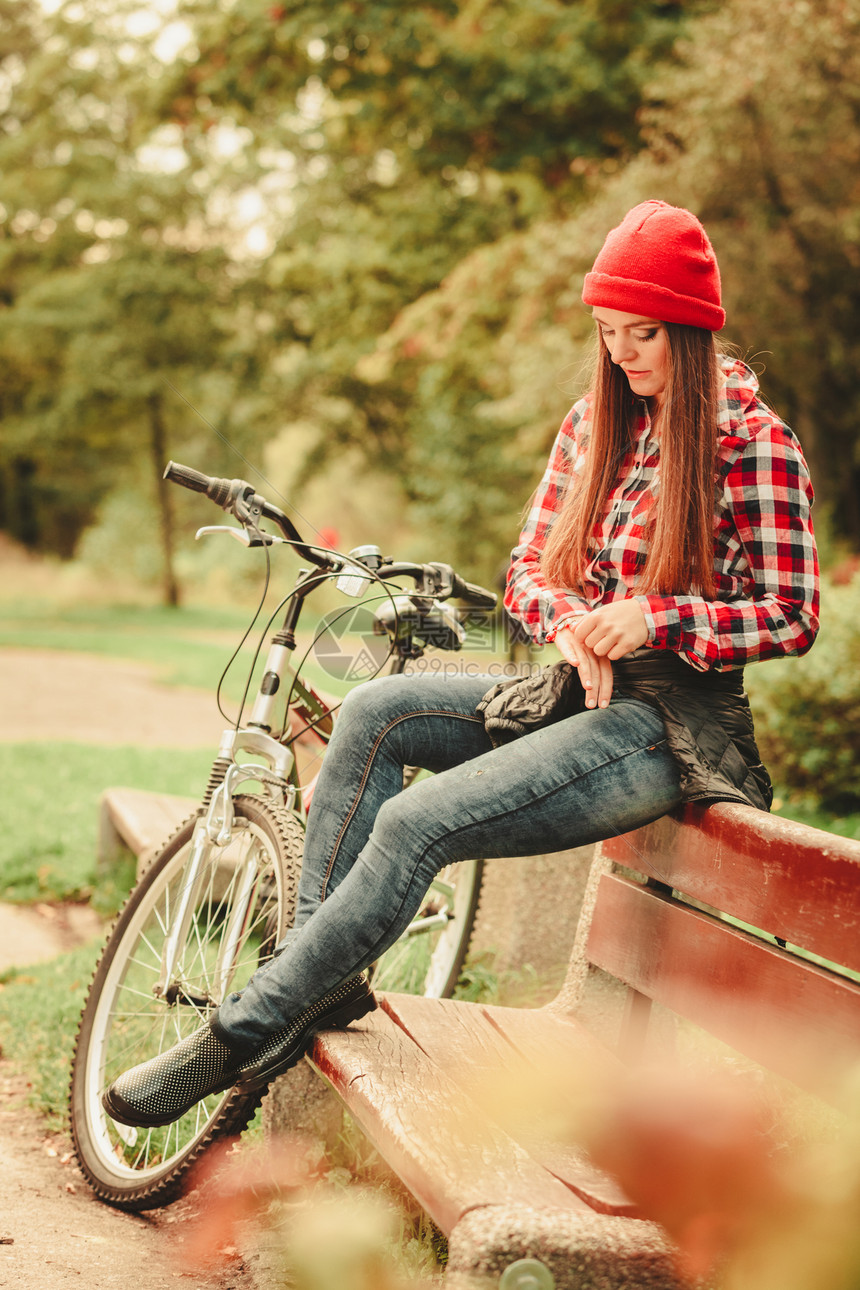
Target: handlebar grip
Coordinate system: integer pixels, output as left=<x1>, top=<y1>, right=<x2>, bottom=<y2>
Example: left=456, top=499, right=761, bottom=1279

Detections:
left=163, top=461, right=233, bottom=509
left=450, top=573, right=497, bottom=610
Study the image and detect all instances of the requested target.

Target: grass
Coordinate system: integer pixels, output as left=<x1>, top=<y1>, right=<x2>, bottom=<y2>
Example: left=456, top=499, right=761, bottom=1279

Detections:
left=772, top=798, right=860, bottom=842
left=0, top=594, right=521, bottom=704
left=0, top=743, right=214, bottom=910
left=0, top=941, right=100, bottom=1128
left=453, top=948, right=566, bottom=1009
left=0, top=937, right=266, bottom=1144
left=0, top=598, right=360, bottom=909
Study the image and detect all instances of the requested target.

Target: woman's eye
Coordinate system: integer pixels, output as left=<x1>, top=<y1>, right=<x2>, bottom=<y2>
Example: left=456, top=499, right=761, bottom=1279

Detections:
left=635, top=330, right=658, bottom=342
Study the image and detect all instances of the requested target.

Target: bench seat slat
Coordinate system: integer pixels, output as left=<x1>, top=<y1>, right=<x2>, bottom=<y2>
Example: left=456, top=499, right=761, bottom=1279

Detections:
left=307, top=1006, right=592, bottom=1234
left=601, top=804, right=860, bottom=975
left=99, top=787, right=196, bottom=861
left=381, top=993, right=639, bottom=1217
left=588, top=873, right=860, bottom=1092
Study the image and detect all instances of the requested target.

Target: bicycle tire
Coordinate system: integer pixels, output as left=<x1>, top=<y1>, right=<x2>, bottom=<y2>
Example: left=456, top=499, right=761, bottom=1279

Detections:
left=69, top=795, right=302, bottom=1212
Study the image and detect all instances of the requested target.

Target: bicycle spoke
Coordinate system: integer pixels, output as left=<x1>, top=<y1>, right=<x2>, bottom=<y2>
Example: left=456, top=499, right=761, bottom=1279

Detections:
left=428, top=876, right=456, bottom=900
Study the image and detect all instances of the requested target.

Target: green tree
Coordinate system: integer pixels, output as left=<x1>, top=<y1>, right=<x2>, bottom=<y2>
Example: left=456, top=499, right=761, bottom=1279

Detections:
left=354, top=0, right=860, bottom=562
left=0, top=0, right=265, bottom=600
left=156, top=0, right=703, bottom=561
left=650, top=0, right=860, bottom=545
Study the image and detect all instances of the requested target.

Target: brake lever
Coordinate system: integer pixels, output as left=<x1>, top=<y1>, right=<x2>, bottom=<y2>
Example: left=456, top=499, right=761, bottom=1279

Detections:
left=195, top=525, right=285, bottom=548
left=422, top=561, right=455, bottom=599
left=234, top=487, right=265, bottom=527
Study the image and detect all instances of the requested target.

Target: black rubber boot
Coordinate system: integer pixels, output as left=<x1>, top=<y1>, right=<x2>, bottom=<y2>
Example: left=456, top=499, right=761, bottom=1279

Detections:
left=101, top=975, right=377, bottom=1128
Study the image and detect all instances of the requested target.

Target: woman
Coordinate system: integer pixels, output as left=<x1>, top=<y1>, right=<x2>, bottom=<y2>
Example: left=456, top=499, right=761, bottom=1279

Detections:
left=104, top=200, right=819, bottom=1127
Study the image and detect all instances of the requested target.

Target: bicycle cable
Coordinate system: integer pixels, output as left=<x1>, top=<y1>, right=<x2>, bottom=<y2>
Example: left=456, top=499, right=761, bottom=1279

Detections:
left=214, top=515, right=274, bottom=729
left=216, top=529, right=410, bottom=739
left=211, top=513, right=385, bottom=730
left=276, top=583, right=410, bottom=744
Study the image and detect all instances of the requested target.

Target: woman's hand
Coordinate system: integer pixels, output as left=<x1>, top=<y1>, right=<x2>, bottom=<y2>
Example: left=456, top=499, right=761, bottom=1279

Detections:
left=556, top=600, right=649, bottom=709
left=555, top=627, right=613, bottom=708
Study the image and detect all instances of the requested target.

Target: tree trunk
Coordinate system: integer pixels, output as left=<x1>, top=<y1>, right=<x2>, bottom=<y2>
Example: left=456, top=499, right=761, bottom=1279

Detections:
left=148, top=392, right=180, bottom=608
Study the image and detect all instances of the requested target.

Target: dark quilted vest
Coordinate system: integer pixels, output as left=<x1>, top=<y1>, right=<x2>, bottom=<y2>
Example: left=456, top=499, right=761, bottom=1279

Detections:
left=478, top=651, right=771, bottom=812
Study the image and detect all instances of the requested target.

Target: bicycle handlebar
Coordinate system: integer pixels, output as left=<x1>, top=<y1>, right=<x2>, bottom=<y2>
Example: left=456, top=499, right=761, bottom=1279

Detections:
left=373, top=560, right=496, bottom=610
left=163, top=461, right=231, bottom=505
left=164, top=461, right=497, bottom=610
left=164, top=460, right=324, bottom=563
left=450, top=572, right=497, bottom=611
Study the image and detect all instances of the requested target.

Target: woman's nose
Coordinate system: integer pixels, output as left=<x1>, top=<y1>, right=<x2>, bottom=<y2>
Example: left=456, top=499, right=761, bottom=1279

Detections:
left=608, top=333, right=635, bottom=364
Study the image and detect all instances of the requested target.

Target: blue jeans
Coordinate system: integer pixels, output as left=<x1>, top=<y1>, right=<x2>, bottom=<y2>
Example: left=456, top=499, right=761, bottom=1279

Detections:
left=216, top=672, right=681, bottom=1045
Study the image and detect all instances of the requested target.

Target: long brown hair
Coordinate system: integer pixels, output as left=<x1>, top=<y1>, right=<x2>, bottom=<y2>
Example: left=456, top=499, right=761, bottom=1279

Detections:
left=540, top=323, right=721, bottom=598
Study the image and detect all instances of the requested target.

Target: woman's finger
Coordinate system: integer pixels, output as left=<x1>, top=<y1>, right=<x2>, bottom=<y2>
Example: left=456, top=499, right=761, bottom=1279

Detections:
left=554, top=625, right=581, bottom=667
left=575, top=644, right=613, bottom=708
left=594, top=653, right=614, bottom=707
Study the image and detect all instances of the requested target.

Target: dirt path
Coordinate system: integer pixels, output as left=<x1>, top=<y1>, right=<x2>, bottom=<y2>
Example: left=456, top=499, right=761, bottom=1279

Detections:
left=0, top=647, right=224, bottom=746
left=0, top=648, right=256, bottom=1290
left=0, top=1067, right=239, bottom=1290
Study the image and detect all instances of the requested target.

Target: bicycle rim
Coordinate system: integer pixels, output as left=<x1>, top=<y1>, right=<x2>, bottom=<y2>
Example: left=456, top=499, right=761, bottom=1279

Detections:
left=70, top=795, right=302, bottom=1210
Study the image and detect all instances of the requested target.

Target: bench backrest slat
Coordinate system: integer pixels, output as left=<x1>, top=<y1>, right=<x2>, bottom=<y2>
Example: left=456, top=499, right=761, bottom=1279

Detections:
left=587, top=873, right=860, bottom=1093
left=599, top=804, right=860, bottom=974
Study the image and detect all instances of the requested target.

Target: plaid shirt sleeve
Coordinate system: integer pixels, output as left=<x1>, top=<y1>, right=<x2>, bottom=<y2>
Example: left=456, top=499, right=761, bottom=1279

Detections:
left=504, top=403, right=591, bottom=642
left=637, top=419, right=819, bottom=670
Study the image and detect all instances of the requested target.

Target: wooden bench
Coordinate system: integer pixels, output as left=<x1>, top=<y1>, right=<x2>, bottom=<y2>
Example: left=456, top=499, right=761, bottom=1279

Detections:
left=300, top=803, right=860, bottom=1289
left=97, top=787, right=197, bottom=877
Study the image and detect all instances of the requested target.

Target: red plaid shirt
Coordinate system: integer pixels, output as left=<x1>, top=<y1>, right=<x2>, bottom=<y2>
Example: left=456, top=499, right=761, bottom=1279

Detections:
left=505, top=359, right=819, bottom=671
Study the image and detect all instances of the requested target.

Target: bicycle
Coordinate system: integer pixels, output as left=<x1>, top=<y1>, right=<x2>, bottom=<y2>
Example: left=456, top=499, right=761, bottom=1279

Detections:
left=69, top=461, right=497, bottom=1211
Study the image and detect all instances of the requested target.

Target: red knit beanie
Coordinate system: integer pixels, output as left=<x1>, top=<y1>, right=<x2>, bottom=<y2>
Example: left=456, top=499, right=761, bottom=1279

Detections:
left=582, top=200, right=725, bottom=331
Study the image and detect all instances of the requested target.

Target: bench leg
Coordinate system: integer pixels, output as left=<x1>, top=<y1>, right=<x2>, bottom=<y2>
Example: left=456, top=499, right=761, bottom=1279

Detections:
left=447, top=1206, right=682, bottom=1290
left=262, top=1058, right=345, bottom=1152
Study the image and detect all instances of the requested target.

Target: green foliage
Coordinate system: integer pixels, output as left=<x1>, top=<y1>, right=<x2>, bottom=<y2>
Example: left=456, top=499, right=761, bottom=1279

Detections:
left=772, top=802, right=860, bottom=846
left=747, top=578, right=860, bottom=813
left=0, top=600, right=250, bottom=689
left=154, top=0, right=703, bottom=575
left=453, top=948, right=564, bottom=1007
left=3, top=0, right=860, bottom=594
left=184, top=0, right=689, bottom=184
left=362, top=0, right=860, bottom=553
left=0, top=0, right=269, bottom=597
left=643, top=0, right=860, bottom=548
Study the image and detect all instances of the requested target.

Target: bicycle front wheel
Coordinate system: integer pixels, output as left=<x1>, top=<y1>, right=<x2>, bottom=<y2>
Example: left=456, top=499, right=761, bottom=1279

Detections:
left=70, top=795, right=302, bottom=1211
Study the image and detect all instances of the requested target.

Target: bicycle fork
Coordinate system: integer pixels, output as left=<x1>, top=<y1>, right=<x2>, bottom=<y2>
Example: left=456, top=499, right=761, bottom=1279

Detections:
left=152, top=818, right=218, bottom=1007
left=153, top=729, right=296, bottom=1009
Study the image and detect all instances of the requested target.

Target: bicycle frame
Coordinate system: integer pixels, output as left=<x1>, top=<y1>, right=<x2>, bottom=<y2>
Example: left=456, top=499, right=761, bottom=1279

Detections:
left=152, top=558, right=438, bottom=1003
left=148, top=461, right=499, bottom=1006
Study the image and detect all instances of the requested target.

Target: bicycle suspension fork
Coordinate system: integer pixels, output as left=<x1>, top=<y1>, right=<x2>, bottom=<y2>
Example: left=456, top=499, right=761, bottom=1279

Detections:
left=152, top=728, right=295, bottom=1007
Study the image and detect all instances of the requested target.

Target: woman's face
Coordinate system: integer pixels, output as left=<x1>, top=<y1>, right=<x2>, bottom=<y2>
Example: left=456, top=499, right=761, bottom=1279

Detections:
left=593, top=308, right=670, bottom=406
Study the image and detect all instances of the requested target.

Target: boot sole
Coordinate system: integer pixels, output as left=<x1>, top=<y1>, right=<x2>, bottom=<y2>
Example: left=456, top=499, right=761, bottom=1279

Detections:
left=236, top=989, right=378, bottom=1092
